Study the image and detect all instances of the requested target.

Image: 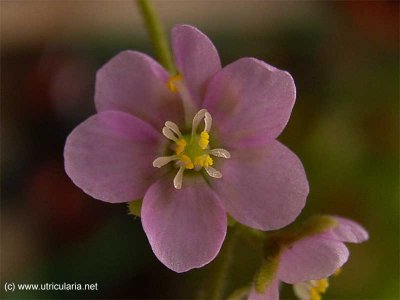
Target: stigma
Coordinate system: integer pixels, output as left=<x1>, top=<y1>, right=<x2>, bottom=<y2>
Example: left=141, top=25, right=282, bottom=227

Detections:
left=153, top=109, right=231, bottom=189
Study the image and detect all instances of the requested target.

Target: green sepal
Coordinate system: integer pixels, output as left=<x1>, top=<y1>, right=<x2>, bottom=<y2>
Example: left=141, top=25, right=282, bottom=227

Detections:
left=265, top=215, right=338, bottom=247
left=128, top=199, right=143, bottom=217
left=296, top=215, right=338, bottom=239
left=285, top=215, right=338, bottom=245
left=254, top=240, right=281, bottom=293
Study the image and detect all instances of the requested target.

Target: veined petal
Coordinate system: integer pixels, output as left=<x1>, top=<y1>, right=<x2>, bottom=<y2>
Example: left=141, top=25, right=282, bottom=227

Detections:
left=141, top=175, right=227, bottom=273
left=321, top=216, right=369, bottom=243
left=212, top=141, right=308, bottom=231
left=64, top=111, right=163, bottom=203
left=203, top=57, right=296, bottom=149
left=172, top=25, right=221, bottom=108
left=278, top=237, right=349, bottom=284
left=95, top=51, right=183, bottom=130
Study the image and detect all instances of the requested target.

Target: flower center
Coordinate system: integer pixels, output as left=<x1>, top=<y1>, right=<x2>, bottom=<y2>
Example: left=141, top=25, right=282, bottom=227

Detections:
left=175, top=132, right=212, bottom=170
left=153, top=109, right=230, bottom=189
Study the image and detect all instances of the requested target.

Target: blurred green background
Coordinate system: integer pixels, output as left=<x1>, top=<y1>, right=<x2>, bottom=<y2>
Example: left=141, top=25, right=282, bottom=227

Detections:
left=1, top=1, right=398, bottom=299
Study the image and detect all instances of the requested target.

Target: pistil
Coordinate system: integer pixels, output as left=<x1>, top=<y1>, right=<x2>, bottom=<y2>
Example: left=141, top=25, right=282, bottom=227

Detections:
left=153, top=109, right=230, bottom=189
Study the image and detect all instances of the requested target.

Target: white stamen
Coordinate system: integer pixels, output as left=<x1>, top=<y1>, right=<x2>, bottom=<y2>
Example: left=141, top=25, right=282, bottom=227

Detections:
left=156, top=110, right=227, bottom=187
left=293, top=282, right=311, bottom=300
left=209, top=148, right=231, bottom=158
left=205, top=166, right=222, bottom=178
left=173, top=166, right=185, bottom=189
left=153, top=155, right=179, bottom=168
left=191, top=109, right=207, bottom=137
left=204, top=111, right=212, bottom=132
left=165, top=121, right=182, bottom=138
left=162, top=127, right=178, bottom=142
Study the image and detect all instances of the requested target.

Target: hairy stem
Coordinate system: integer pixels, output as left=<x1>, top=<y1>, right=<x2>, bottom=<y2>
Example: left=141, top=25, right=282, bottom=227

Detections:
left=209, top=224, right=242, bottom=300
left=137, top=0, right=175, bottom=73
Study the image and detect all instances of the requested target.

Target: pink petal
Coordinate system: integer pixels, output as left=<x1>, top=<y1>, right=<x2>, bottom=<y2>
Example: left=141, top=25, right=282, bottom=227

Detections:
left=64, top=111, right=164, bottom=203
left=95, top=50, right=183, bottom=130
left=321, top=216, right=369, bottom=243
left=248, top=280, right=280, bottom=300
left=278, top=237, right=349, bottom=284
left=171, top=25, right=221, bottom=108
left=212, top=141, right=308, bottom=231
left=203, top=58, right=296, bottom=149
left=141, top=175, right=227, bottom=273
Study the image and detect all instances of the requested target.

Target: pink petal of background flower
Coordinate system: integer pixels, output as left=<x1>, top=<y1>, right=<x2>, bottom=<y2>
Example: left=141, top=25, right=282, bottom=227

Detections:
left=278, top=237, right=349, bottom=283
left=248, top=216, right=368, bottom=299
left=248, top=280, right=280, bottom=300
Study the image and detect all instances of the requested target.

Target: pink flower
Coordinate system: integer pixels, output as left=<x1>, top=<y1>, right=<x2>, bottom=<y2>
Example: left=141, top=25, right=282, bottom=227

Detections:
left=248, top=216, right=369, bottom=300
left=64, top=25, right=309, bottom=272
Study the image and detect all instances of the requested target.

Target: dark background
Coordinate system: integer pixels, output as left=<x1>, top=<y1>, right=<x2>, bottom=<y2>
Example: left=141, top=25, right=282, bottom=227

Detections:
left=1, top=1, right=399, bottom=299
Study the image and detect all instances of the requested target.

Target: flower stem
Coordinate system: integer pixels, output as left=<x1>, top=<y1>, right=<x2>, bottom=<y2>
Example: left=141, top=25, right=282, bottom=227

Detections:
left=137, top=0, right=175, bottom=74
left=209, top=224, right=242, bottom=300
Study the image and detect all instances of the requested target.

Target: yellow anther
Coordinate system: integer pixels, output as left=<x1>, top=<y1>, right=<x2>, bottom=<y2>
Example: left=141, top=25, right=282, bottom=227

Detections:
left=308, top=279, right=328, bottom=300
left=205, top=155, right=213, bottom=167
left=180, top=155, right=194, bottom=169
left=315, top=279, right=329, bottom=293
left=154, top=109, right=229, bottom=189
left=310, top=288, right=321, bottom=300
left=194, top=156, right=204, bottom=167
left=294, top=277, right=331, bottom=300
left=194, top=155, right=213, bottom=168
left=175, top=138, right=187, bottom=155
left=166, top=74, right=182, bottom=93
left=199, top=131, right=210, bottom=149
